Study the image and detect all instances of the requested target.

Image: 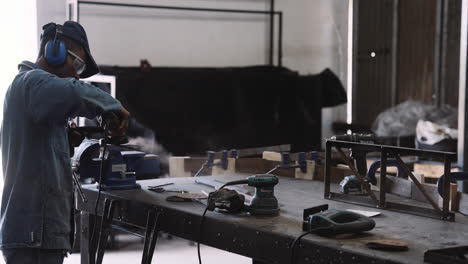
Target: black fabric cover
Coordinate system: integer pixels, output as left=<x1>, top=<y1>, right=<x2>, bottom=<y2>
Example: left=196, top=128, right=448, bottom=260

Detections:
left=100, top=65, right=346, bottom=155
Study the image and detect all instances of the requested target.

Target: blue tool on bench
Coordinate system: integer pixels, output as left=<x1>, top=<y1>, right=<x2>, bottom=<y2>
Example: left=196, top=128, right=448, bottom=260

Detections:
left=73, top=111, right=160, bottom=191
left=74, top=139, right=160, bottom=190
left=302, top=204, right=375, bottom=236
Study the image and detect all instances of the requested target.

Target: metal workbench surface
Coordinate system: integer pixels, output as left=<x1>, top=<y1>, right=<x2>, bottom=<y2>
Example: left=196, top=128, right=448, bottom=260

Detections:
left=77, top=175, right=468, bottom=264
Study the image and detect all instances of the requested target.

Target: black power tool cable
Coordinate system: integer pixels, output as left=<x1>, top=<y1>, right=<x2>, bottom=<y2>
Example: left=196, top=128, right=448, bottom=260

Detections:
left=290, top=227, right=326, bottom=264
left=195, top=157, right=280, bottom=264
left=197, top=207, right=209, bottom=264
left=197, top=180, right=242, bottom=264
left=90, top=139, right=108, bottom=246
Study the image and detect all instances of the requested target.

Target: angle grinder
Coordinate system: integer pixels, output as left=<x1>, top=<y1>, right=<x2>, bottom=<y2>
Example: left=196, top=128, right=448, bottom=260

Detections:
left=209, top=174, right=280, bottom=216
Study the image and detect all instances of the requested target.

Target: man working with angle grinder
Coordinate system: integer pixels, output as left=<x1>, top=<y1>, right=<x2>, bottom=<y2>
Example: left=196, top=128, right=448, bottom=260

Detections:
left=0, top=21, right=129, bottom=263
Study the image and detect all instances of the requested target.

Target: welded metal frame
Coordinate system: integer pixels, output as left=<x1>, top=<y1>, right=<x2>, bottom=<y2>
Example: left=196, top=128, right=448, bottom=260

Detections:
left=424, top=246, right=468, bottom=264
left=68, top=0, right=283, bottom=67
left=324, top=140, right=457, bottom=221
left=459, top=0, right=468, bottom=193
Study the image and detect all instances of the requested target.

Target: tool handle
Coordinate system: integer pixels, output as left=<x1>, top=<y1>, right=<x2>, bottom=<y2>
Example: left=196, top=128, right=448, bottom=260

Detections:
left=446, top=172, right=468, bottom=181
left=327, top=216, right=375, bottom=235
left=220, top=179, right=249, bottom=188
left=102, top=111, right=122, bottom=132
left=307, top=210, right=375, bottom=236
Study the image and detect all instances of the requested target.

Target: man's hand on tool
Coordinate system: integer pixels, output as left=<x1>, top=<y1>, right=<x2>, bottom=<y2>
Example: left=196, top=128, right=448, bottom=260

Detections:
left=109, top=107, right=130, bottom=136
left=68, top=122, right=85, bottom=148
left=67, top=122, right=85, bottom=157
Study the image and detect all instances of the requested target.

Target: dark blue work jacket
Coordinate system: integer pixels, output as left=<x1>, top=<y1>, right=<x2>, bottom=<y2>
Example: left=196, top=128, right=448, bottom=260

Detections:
left=0, top=61, right=122, bottom=250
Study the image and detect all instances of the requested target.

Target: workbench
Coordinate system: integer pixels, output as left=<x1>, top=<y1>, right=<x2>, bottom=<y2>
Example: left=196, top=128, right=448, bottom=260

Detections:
left=76, top=175, right=468, bottom=264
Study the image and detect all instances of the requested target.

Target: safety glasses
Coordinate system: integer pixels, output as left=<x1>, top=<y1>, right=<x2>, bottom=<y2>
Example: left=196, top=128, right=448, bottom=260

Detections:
left=67, top=50, right=86, bottom=76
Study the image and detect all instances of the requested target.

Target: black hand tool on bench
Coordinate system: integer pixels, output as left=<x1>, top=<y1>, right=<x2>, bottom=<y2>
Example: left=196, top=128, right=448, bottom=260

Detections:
left=207, top=188, right=245, bottom=213
left=302, top=204, right=375, bottom=236
left=291, top=204, right=376, bottom=264
left=197, top=175, right=279, bottom=264
left=212, top=174, right=280, bottom=216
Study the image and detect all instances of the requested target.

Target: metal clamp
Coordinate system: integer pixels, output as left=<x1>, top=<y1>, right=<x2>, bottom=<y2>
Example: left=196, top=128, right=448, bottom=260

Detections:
left=206, top=150, right=228, bottom=170
left=280, top=152, right=307, bottom=173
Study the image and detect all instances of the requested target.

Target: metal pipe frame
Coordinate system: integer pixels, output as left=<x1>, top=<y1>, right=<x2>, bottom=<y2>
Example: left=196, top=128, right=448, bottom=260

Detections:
left=76, top=0, right=283, bottom=67
left=434, top=0, right=445, bottom=107
left=269, top=0, right=274, bottom=66
left=324, top=140, right=456, bottom=221
left=459, top=0, right=468, bottom=193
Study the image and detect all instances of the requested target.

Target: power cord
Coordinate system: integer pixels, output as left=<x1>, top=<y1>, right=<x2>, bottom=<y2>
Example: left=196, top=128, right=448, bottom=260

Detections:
left=290, top=227, right=325, bottom=264
left=194, top=162, right=207, bottom=177
left=197, top=181, right=233, bottom=264
left=266, top=165, right=280, bottom=175
left=197, top=207, right=209, bottom=264
left=90, top=137, right=108, bottom=246
left=195, top=159, right=281, bottom=264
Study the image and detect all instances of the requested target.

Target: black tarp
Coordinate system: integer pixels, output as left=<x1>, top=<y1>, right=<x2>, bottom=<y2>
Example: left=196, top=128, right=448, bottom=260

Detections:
left=100, top=65, right=346, bottom=155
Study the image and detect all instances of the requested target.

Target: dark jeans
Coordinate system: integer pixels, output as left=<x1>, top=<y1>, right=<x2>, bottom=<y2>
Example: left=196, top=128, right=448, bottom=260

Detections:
left=2, top=248, right=65, bottom=264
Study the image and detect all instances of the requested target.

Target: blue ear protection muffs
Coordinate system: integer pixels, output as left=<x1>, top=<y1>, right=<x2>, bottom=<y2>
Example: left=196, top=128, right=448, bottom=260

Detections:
left=44, top=24, right=67, bottom=67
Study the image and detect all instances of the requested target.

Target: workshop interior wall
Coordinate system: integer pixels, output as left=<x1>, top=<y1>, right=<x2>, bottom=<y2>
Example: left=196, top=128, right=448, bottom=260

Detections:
left=397, top=0, right=437, bottom=105
left=353, top=0, right=462, bottom=127
left=36, top=0, right=349, bottom=146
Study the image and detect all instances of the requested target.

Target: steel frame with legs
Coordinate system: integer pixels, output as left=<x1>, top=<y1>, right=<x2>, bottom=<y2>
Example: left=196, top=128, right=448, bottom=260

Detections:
left=324, top=140, right=457, bottom=221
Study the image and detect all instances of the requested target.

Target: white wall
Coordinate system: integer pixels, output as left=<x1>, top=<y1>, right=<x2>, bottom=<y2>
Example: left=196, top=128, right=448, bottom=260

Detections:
left=1, top=0, right=38, bottom=102
left=0, top=0, right=38, bottom=192
left=1, top=0, right=38, bottom=116
left=36, top=0, right=349, bottom=146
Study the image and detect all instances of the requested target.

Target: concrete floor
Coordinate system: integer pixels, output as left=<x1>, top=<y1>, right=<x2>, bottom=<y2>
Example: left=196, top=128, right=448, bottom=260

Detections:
left=62, top=234, right=250, bottom=264
left=0, top=235, right=250, bottom=264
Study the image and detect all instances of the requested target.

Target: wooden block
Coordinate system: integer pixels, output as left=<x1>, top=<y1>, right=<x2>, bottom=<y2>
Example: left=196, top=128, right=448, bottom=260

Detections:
left=449, top=192, right=460, bottom=212
left=212, top=158, right=236, bottom=175
left=436, top=184, right=459, bottom=212
left=411, top=183, right=440, bottom=203
left=238, top=144, right=290, bottom=157
left=369, top=174, right=459, bottom=211
left=336, top=164, right=350, bottom=169
left=414, top=163, right=459, bottom=178
left=371, top=175, right=412, bottom=199
left=235, top=158, right=295, bottom=177
left=295, top=160, right=315, bottom=180
left=366, top=159, right=399, bottom=175
left=262, top=151, right=282, bottom=162
left=169, top=156, right=192, bottom=177
left=410, top=172, right=425, bottom=184
left=262, top=151, right=316, bottom=162
left=184, top=157, right=209, bottom=176
left=458, top=193, right=468, bottom=215
left=411, top=182, right=458, bottom=211
left=314, top=165, right=352, bottom=183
